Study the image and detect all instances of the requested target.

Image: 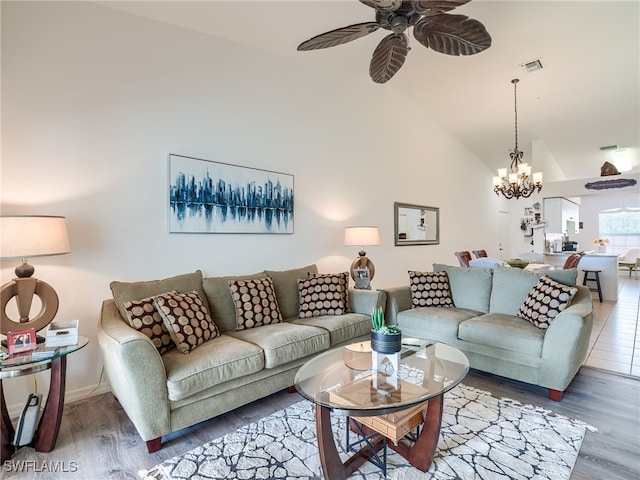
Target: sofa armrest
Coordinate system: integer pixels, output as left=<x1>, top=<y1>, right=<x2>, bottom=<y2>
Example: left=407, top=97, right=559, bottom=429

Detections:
left=540, top=286, right=594, bottom=390
left=97, top=299, right=171, bottom=441
left=378, top=286, right=412, bottom=326
left=348, top=288, right=386, bottom=316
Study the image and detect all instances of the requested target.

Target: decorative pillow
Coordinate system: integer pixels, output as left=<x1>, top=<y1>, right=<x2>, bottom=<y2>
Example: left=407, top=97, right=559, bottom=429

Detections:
left=122, top=294, right=175, bottom=355
left=489, top=266, right=578, bottom=316
left=265, top=264, right=319, bottom=319
left=110, top=270, right=205, bottom=322
left=229, top=277, right=283, bottom=330
left=153, top=290, right=220, bottom=353
left=517, top=276, right=578, bottom=329
left=202, top=271, right=268, bottom=333
left=408, top=271, right=454, bottom=308
left=298, top=272, right=351, bottom=318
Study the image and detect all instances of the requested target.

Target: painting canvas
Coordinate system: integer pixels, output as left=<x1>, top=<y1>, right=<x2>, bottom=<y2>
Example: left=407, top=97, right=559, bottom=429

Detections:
left=169, top=154, right=294, bottom=234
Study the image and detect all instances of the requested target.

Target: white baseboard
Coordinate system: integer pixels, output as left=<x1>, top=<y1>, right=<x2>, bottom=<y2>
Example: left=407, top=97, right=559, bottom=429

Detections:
left=6, top=382, right=112, bottom=420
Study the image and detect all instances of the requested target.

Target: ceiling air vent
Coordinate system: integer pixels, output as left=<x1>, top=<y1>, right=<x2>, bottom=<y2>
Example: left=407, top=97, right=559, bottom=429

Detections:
left=521, top=58, right=543, bottom=73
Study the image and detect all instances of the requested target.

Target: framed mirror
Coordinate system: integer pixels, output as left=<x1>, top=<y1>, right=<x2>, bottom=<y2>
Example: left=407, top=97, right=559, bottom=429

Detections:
left=394, top=202, right=439, bottom=246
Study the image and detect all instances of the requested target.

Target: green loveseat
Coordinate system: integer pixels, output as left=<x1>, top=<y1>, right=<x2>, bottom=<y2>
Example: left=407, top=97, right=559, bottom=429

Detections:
left=381, top=264, right=593, bottom=401
left=97, top=264, right=385, bottom=453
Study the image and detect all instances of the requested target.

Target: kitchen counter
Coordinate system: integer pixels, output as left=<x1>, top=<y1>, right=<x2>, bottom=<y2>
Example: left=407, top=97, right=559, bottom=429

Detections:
left=543, top=252, right=618, bottom=301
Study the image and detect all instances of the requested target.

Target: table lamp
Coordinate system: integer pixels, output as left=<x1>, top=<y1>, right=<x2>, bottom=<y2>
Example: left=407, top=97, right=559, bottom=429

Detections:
left=344, top=226, right=380, bottom=281
left=0, top=216, right=70, bottom=335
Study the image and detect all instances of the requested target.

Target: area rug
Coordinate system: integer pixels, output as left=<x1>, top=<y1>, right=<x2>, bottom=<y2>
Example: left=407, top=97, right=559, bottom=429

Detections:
left=139, top=384, right=595, bottom=480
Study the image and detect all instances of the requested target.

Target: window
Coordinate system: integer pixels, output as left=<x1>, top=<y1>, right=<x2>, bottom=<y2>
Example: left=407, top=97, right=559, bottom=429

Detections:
left=599, top=209, right=640, bottom=255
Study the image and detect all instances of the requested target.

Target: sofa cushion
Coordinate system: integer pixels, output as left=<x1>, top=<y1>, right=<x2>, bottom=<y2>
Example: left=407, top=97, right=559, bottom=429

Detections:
left=110, top=270, right=205, bottom=321
left=458, top=313, right=545, bottom=356
left=229, top=277, right=283, bottom=331
left=292, top=312, right=371, bottom=345
left=489, top=266, right=578, bottom=316
left=163, top=334, right=264, bottom=401
left=468, top=258, right=508, bottom=268
left=408, top=271, right=454, bottom=308
left=517, top=276, right=578, bottom=329
left=298, top=272, right=350, bottom=318
left=122, top=294, right=175, bottom=355
left=153, top=290, right=221, bottom=353
left=266, top=264, right=319, bottom=319
left=202, top=271, right=267, bottom=333
left=432, top=264, right=493, bottom=313
left=228, top=322, right=329, bottom=368
left=396, top=307, right=481, bottom=340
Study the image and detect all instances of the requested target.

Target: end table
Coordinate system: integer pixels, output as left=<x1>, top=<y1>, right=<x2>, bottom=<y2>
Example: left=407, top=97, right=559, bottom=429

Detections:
left=1, top=336, right=88, bottom=461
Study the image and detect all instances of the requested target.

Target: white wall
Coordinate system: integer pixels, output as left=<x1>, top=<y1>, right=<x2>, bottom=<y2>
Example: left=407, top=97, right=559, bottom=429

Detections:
left=1, top=2, right=502, bottom=413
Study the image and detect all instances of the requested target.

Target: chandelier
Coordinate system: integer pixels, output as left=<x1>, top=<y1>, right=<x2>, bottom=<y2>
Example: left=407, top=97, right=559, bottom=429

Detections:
left=493, top=79, right=543, bottom=199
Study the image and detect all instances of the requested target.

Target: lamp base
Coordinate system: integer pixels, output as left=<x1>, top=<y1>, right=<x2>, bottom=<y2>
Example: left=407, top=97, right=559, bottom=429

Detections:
left=0, top=277, right=59, bottom=335
left=350, top=256, right=375, bottom=284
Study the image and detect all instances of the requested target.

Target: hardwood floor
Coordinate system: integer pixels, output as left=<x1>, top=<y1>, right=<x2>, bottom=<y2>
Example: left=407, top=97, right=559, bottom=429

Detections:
left=2, top=366, right=638, bottom=479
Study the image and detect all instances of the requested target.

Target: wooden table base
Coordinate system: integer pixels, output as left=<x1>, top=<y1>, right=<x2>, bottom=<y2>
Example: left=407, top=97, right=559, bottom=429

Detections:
left=1, top=355, right=67, bottom=461
left=315, top=395, right=444, bottom=478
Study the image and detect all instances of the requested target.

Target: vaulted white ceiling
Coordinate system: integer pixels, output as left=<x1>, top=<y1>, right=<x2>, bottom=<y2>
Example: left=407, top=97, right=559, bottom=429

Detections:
left=97, top=1, right=640, bottom=180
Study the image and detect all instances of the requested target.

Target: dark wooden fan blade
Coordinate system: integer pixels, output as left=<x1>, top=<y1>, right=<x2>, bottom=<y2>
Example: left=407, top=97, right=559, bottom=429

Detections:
left=297, top=22, right=380, bottom=51
left=413, top=14, right=491, bottom=55
left=369, top=33, right=410, bottom=84
left=414, top=1, right=471, bottom=16
left=360, top=0, right=402, bottom=12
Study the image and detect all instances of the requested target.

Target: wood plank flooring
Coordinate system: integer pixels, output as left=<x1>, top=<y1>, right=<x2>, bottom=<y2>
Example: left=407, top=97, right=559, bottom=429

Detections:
left=2, top=366, right=638, bottom=479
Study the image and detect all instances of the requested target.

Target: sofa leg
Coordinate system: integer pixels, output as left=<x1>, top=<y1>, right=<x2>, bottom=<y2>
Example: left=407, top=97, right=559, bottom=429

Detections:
left=288, top=386, right=297, bottom=394
left=146, top=437, right=162, bottom=453
left=548, top=389, right=563, bottom=401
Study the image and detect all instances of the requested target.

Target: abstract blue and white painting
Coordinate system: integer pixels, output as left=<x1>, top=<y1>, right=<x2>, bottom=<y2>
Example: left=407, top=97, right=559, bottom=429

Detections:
left=168, top=154, right=294, bottom=234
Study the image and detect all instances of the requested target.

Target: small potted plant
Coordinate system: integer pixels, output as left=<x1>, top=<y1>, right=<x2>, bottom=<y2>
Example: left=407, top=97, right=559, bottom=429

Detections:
left=370, top=306, right=402, bottom=354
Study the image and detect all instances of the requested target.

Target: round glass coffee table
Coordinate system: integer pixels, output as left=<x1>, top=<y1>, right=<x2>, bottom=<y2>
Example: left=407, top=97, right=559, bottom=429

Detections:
left=294, top=341, right=468, bottom=479
left=1, top=337, right=89, bottom=460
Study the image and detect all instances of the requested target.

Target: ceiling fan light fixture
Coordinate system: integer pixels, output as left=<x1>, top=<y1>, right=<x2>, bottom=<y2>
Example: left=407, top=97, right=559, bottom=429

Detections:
left=296, top=0, right=491, bottom=83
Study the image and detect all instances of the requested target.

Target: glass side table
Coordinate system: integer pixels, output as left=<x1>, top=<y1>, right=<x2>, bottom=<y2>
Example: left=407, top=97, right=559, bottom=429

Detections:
left=1, top=336, right=89, bottom=461
left=295, top=342, right=469, bottom=478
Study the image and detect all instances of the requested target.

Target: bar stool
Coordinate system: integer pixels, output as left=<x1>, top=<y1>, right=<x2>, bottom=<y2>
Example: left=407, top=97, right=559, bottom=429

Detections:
left=582, top=269, right=603, bottom=302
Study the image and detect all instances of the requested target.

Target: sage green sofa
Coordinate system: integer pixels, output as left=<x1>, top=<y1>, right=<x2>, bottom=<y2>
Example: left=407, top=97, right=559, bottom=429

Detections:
left=97, top=264, right=385, bottom=453
left=381, top=264, right=594, bottom=401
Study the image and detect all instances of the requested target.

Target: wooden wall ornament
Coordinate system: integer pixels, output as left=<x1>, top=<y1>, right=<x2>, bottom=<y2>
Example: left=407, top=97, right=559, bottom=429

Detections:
left=585, top=178, right=637, bottom=191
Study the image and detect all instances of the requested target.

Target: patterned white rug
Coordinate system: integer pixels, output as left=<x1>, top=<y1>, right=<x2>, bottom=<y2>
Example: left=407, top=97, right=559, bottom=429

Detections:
left=139, top=384, right=595, bottom=480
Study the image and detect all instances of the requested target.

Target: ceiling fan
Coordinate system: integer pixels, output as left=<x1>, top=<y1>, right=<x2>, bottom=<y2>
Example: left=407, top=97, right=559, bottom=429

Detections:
left=297, top=0, right=491, bottom=84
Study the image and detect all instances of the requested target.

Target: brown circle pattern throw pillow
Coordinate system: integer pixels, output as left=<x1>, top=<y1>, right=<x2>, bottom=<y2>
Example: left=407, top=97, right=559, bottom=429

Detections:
left=229, top=277, right=283, bottom=330
left=153, top=290, right=220, bottom=353
left=123, top=294, right=175, bottom=355
left=298, top=272, right=351, bottom=318
left=518, top=275, right=578, bottom=329
left=408, top=271, right=454, bottom=308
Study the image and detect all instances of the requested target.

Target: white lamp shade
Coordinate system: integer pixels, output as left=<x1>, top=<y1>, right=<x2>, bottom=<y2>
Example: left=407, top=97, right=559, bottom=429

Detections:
left=344, top=226, right=380, bottom=247
left=1, top=216, right=70, bottom=259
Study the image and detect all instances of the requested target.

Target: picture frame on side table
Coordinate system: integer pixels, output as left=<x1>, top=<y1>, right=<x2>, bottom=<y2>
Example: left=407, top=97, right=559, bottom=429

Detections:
left=168, top=154, right=294, bottom=234
left=353, top=267, right=371, bottom=290
left=394, top=202, right=439, bottom=246
left=7, top=328, right=37, bottom=355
